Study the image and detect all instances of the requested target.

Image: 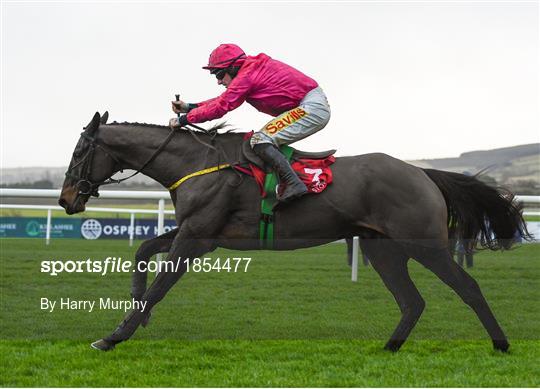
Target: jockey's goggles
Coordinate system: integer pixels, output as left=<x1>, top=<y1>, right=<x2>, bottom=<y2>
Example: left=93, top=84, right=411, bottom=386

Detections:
left=213, top=68, right=228, bottom=80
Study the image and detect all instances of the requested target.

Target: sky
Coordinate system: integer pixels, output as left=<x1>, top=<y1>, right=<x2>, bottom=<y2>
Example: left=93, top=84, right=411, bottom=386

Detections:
left=1, top=1, right=539, bottom=168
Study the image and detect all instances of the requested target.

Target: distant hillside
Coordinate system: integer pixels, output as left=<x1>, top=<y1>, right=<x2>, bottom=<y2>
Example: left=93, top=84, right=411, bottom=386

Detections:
left=408, top=143, right=540, bottom=192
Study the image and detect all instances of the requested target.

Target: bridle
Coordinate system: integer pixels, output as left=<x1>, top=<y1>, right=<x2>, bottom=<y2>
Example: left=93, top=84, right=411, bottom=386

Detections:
left=65, top=131, right=126, bottom=197
left=65, top=122, right=228, bottom=198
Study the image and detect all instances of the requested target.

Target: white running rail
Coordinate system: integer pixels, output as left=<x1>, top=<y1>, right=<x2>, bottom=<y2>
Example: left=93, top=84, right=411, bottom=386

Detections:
left=0, top=189, right=174, bottom=246
left=1, top=189, right=539, bottom=281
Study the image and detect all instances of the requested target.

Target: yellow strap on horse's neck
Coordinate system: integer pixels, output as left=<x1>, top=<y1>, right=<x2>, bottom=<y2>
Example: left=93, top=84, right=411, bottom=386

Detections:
left=168, top=164, right=231, bottom=191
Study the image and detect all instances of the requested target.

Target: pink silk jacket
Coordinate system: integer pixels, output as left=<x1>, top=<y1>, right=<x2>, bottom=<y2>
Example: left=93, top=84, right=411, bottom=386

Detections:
left=187, top=53, right=318, bottom=123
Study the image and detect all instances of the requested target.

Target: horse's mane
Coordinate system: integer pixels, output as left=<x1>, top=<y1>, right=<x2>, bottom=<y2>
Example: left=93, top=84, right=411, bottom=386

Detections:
left=109, top=121, right=168, bottom=129
left=106, top=121, right=236, bottom=134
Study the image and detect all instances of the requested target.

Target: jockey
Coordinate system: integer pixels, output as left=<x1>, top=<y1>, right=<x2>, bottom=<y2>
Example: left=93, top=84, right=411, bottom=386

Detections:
left=170, top=43, right=331, bottom=202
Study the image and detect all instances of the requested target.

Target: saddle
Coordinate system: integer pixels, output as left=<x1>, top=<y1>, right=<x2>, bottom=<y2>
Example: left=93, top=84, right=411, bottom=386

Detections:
left=241, top=139, right=336, bottom=173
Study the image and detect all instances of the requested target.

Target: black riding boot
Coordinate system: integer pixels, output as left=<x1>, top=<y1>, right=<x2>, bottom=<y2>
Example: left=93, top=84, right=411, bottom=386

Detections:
left=253, top=143, right=308, bottom=202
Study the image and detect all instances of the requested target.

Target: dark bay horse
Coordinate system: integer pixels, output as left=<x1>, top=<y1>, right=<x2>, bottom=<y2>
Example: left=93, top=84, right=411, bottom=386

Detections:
left=59, top=112, right=529, bottom=352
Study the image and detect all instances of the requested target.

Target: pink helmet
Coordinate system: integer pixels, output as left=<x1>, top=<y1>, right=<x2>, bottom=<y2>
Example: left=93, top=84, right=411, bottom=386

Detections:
left=203, top=44, right=246, bottom=70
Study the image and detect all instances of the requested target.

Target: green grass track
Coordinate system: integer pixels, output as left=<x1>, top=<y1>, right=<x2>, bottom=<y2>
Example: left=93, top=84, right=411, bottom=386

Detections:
left=1, top=340, right=538, bottom=387
left=1, top=239, right=539, bottom=386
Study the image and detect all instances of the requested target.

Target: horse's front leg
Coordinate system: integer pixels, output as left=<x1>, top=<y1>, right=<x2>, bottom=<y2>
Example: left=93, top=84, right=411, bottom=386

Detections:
left=91, top=234, right=216, bottom=351
left=131, top=229, right=178, bottom=300
left=131, top=228, right=179, bottom=327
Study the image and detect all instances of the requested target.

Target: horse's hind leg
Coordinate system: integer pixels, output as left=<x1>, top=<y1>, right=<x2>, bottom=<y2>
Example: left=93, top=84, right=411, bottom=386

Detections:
left=360, top=237, right=425, bottom=352
left=413, top=247, right=509, bottom=351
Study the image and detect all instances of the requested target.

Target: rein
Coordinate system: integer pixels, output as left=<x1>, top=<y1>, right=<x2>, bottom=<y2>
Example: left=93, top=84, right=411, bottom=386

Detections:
left=178, top=125, right=244, bottom=189
left=65, top=123, right=233, bottom=197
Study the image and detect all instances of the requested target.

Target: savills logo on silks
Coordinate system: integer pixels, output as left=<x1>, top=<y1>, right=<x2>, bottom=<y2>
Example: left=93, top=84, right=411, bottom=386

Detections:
left=264, top=108, right=308, bottom=134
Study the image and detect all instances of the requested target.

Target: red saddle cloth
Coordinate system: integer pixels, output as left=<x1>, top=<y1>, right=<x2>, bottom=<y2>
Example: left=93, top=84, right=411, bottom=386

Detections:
left=291, top=157, right=335, bottom=193
left=235, top=143, right=335, bottom=198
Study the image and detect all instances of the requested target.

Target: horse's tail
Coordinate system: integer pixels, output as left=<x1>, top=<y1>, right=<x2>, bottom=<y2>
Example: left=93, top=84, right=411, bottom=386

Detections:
left=423, top=168, right=531, bottom=250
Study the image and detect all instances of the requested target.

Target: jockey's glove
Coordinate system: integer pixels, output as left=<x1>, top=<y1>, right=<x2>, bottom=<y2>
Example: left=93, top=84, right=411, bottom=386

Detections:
left=172, top=100, right=198, bottom=114
left=169, top=115, right=190, bottom=129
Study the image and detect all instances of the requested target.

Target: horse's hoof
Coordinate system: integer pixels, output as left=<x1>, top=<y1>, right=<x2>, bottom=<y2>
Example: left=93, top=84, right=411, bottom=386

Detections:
left=493, top=340, right=510, bottom=352
left=91, top=339, right=115, bottom=352
left=384, top=340, right=403, bottom=352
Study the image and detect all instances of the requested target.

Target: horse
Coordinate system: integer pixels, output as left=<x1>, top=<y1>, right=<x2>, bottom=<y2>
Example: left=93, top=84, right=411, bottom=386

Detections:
left=59, top=112, right=530, bottom=352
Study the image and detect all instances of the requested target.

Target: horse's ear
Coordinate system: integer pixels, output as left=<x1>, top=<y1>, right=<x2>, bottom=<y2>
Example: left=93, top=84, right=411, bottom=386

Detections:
left=100, top=111, right=109, bottom=125
left=84, top=112, right=101, bottom=134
